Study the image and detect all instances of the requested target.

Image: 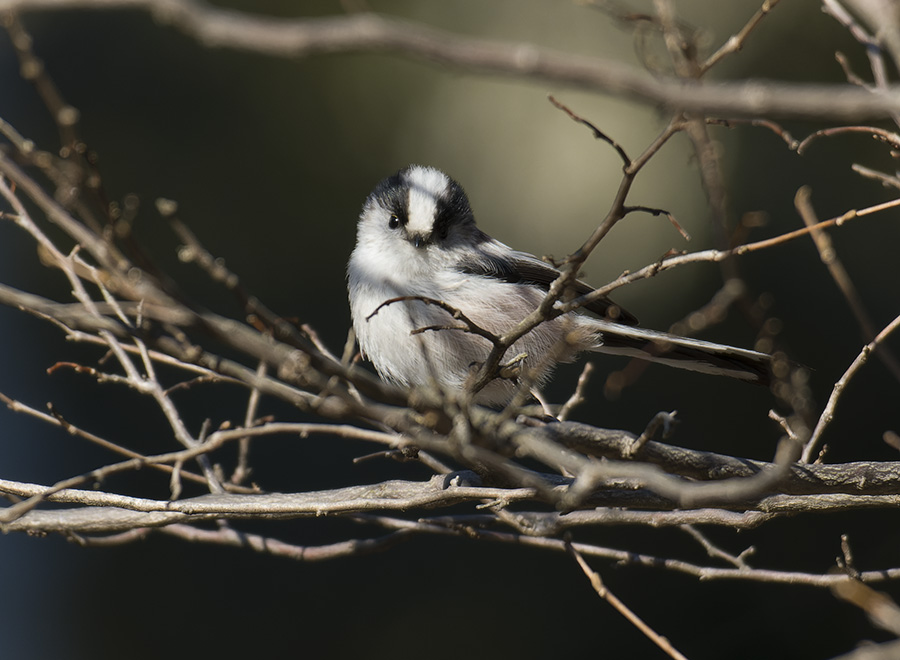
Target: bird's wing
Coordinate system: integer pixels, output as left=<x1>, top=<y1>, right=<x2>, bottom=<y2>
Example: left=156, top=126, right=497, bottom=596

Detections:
left=454, top=238, right=638, bottom=326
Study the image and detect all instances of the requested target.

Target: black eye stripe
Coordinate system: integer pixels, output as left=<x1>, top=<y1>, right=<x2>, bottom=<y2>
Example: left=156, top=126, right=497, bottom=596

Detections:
left=433, top=180, right=472, bottom=239
left=368, top=173, right=410, bottom=229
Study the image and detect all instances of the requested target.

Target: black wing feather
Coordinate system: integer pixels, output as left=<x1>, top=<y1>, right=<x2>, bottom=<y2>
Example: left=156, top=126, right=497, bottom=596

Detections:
left=456, top=241, right=638, bottom=326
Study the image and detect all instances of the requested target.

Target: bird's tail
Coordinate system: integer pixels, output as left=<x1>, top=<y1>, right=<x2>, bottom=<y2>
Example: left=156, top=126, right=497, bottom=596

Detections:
left=586, top=319, right=772, bottom=386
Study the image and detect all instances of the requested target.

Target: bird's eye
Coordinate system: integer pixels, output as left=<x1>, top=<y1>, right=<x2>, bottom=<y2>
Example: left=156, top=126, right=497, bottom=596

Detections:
left=388, top=214, right=400, bottom=229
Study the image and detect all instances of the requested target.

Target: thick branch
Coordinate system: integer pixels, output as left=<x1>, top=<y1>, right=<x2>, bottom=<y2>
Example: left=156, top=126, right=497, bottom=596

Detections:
left=543, top=421, right=900, bottom=496
left=0, top=0, right=898, bottom=119
left=0, top=475, right=537, bottom=532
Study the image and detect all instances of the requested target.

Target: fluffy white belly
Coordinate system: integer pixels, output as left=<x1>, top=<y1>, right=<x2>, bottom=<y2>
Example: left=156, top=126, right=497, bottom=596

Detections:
left=348, top=266, right=581, bottom=405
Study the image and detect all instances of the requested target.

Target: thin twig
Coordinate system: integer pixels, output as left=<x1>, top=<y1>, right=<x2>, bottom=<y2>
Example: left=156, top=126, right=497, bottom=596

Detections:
left=366, top=515, right=900, bottom=586
left=796, top=125, right=900, bottom=155
left=700, top=0, right=782, bottom=73
left=368, top=295, right=501, bottom=346
left=231, top=360, right=267, bottom=485
left=628, top=411, right=677, bottom=457
left=568, top=542, right=691, bottom=660
left=557, top=362, right=594, bottom=421
left=681, top=524, right=752, bottom=569
left=802, top=312, right=900, bottom=463
left=795, top=186, right=900, bottom=383
left=559, top=195, right=900, bottom=316
left=549, top=94, right=631, bottom=166
left=707, top=117, right=799, bottom=150
left=852, top=164, right=900, bottom=190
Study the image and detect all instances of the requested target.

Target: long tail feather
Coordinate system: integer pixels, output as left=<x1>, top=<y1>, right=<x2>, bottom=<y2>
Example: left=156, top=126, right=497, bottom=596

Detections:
left=587, top=320, right=772, bottom=386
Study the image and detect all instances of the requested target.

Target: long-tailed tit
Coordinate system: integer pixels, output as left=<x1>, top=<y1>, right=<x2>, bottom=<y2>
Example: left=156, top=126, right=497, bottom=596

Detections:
left=347, top=165, right=771, bottom=405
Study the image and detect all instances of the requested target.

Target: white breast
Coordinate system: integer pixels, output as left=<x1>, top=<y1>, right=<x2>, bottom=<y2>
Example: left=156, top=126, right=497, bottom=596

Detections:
left=348, top=240, right=584, bottom=405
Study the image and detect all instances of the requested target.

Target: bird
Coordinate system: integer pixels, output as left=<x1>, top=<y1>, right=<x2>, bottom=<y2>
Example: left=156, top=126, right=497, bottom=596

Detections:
left=347, top=164, right=771, bottom=405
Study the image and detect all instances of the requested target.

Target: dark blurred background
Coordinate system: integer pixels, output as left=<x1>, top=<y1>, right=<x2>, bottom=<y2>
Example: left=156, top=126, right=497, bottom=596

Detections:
left=1, top=1, right=899, bottom=658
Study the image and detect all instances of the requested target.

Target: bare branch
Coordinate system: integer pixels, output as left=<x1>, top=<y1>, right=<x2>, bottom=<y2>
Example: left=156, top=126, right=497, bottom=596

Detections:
left=568, top=542, right=691, bottom=660
left=0, top=476, right=538, bottom=532
left=157, top=523, right=415, bottom=561
left=700, top=0, right=782, bottom=73
left=558, top=195, right=900, bottom=317
left=0, top=0, right=895, bottom=119
left=549, top=94, right=631, bottom=166
left=802, top=312, right=900, bottom=462
left=368, top=515, right=900, bottom=587
left=1, top=4, right=899, bottom=653
left=831, top=578, right=900, bottom=637
left=557, top=362, right=594, bottom=422
left=795, top=186, right=900, bottom=383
